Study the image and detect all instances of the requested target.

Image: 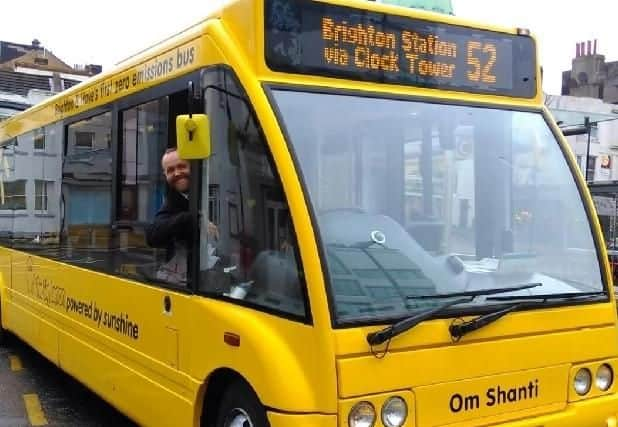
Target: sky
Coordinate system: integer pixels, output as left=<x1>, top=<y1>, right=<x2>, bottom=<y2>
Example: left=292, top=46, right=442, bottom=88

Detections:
left=2, top=0, right=617, bottom=95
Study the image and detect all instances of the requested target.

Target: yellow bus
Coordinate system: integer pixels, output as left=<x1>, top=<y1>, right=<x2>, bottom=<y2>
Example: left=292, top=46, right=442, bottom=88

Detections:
left=1, top=0, right=617, bottom=426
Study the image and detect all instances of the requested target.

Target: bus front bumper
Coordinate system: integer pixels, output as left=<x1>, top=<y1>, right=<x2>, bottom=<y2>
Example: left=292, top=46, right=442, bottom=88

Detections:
left=267, top=394, right=618, bottom=427
left=500, top=394, right=618, bottom=427
left=267, top=412, right=336, bottom=427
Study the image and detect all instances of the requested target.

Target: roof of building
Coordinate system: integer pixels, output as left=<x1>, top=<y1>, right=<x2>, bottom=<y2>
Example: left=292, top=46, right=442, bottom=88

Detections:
left=0, top=41, right=38, bottom=63
left=0, top=40, right=99, bottom=76
left=3, top=49, right=74, bottom=74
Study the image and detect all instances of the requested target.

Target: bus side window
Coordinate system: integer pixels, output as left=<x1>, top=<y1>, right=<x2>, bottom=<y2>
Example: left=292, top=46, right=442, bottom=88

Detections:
left=62, top=112, right=113, bottom=272
left=114, top=97, right=173, bottom=285
left=198, top=69, right=307, bottom=319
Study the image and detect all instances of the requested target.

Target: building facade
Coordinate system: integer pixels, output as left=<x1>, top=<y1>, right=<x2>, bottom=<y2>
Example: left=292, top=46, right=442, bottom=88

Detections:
left=0, top=40, right=102, bottom=237
left=561, top=40, right=618, bottom=104
left=551, top=41, right=618, bottom=182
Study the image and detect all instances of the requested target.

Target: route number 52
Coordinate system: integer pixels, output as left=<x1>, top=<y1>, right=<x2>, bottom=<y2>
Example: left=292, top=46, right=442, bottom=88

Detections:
left=467, top=41, right=497, bottom=84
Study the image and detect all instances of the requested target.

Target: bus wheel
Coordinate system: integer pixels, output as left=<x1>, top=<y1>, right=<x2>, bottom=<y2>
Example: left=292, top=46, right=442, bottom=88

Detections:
left=216, top=380, right=269, bottom=427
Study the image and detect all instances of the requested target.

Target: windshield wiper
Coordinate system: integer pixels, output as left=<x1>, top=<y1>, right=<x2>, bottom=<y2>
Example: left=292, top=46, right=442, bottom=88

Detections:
left=450, top=291, right=607, bottom=340
left=367, top=283, right=543, bottom=347
left=449, top=303, right=522, bottom=340
left=366, top=296, right=473, bottom=346
left=486, top=291, right=606, bottom=302
left=406, top=283, right=542, bottom=300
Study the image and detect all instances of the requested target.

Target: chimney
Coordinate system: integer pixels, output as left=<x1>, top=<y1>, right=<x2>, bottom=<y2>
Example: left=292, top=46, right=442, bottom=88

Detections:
left=576, top=43, right=581, bottom=57
left=51, top=72, right=62, bottom=92
left=587, top=40, right=592, bottom=55
left=85, top=64, right=102, bottom=75
left=594, top=39, right=598, bottom=55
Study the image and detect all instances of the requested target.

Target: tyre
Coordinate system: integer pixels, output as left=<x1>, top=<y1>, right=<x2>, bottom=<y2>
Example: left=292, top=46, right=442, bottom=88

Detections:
left=215, top=380, right=270, bottom=427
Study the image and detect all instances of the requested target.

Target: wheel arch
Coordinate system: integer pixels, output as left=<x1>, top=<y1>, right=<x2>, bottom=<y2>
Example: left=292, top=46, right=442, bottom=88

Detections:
left=196, top=367, right=258, bottom=427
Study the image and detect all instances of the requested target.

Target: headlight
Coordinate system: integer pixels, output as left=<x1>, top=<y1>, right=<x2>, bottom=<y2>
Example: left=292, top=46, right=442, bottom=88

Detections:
left=348, top=401, right=376, bottom=427
left=596, top=364, right=614, bottom=391
left=382, top=396, right=408, bottom=427
left=574, top=368, right=592, bottom=395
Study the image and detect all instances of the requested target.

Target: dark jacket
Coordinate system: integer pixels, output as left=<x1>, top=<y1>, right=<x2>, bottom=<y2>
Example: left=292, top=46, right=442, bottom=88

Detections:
left=145, top=189, right=192, bottom=261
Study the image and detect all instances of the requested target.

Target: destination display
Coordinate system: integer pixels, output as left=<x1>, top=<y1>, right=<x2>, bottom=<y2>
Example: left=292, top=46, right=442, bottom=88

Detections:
left=265, top=0, right=537, bottom=97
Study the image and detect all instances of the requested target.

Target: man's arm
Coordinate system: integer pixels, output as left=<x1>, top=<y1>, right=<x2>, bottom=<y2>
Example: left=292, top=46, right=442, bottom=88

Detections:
left=145, top=203, right=192, bottom=248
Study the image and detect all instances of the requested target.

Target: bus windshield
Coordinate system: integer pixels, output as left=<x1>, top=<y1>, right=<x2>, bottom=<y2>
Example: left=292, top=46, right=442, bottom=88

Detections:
left=271, top=89, right=605, bottom=324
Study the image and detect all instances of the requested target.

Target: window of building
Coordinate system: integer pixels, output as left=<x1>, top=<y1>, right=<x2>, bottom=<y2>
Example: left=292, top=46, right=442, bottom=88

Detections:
left=75, top=131, right=95, bottom=150
left=0, top=143, right=16, bottom=245
left=0, top=180, right=26, bottom=210
left=34, top=128, right=45, bottom=150
left=587, top=155, right=597, bottom=181
left=35, top=180, right=51, bottom=211
left=209, top=185, right=219, bottom=225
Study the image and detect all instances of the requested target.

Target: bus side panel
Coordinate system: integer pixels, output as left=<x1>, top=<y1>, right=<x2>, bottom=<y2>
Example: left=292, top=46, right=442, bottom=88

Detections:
left=48, top=259, right=200, bottom=426
left=57, top=326, right=194, bottom=427
left=188, top=299, right=329, bottom=413
left=5, top=296, right=38, bottom=352
left=5, top=294, right=59, bottom=364
left=8, top=251, right=202, bottom=427
left=7, top=252, right=42, bottom=352
left=0, top=248, right=11, bottom=289
left=8, top=251, right=61, bottom=364
left=0, top=248, right=10, bottom=330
